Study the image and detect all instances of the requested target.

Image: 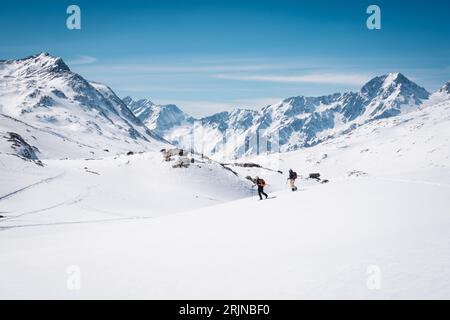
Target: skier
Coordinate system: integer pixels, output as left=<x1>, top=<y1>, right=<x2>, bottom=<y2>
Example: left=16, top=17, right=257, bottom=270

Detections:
left=255, top=176, right=268, bottom=200
left=288, top=169, right=298, bottom=191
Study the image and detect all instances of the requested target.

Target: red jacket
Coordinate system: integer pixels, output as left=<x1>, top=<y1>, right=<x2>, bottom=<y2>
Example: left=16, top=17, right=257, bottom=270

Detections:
left=256, top=179, right=266, bottom=187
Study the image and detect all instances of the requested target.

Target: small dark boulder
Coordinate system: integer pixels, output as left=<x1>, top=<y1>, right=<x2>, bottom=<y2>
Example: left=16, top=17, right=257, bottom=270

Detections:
left=309, top=173, right=321, bottom=180
left=235, top=162, right=262, bottom=168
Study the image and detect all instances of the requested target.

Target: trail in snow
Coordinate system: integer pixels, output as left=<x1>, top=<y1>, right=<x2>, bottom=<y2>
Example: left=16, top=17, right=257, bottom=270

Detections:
left=0, top=216, right=153, bottom=232
left=0, top=173, right=65, bottom=201
left=0, top=194, right=84, bottom=222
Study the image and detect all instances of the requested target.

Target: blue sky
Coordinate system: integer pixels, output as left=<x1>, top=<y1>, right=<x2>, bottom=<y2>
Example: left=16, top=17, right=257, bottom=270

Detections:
left=1, top=0, right=449, bottom=116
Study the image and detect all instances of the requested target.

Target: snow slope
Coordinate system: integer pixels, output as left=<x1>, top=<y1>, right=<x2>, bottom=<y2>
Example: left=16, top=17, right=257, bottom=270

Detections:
left=0, top=151, right=253, bottom=229
left=1, top=171, right=449, bottom=299
left=1, top=96, right=449, bottom=299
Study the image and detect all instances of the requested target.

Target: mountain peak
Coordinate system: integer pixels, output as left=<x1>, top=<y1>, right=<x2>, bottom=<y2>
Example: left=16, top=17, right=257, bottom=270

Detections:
left=123, top=96, right=155, bottom=107
left=382, top=72, right=411, bottom=86
left=137, top=98, right=155, bottom=106
left=7, top=52, right=71, bottom=75
left=439, top=81, right=450, bottom=94
left=363, top=72, right=410, bottom=90
left=20, top=52, right=60, bottom=62
left=122, top=96, right=134, bottom=105
left=360, top=72, right=429, bottom=99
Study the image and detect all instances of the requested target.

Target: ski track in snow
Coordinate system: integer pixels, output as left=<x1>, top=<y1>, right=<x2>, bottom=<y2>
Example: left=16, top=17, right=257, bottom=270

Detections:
left=0, top=216, right=153, bottom=232
left=0, top=173, right=65, bottom=201
left=0, top=193, right=84, bottom=222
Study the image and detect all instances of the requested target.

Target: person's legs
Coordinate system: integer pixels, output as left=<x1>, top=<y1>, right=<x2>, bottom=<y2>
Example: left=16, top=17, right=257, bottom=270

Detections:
left=262, top=188, right=268, bottom=199
left=258, top=186, right=263, bottom=200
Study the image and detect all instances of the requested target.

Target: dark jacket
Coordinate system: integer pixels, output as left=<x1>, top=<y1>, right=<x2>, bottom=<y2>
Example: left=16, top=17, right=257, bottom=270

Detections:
left=289, top=170, right=297, bottom=180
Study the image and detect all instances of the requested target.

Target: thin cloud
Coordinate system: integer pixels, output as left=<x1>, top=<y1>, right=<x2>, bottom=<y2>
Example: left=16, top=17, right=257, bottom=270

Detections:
left=68, top=55, right=98, bottom=65
left=213, top=73, right=370, bottom=86
left=75, top=63, right=279, bottom=74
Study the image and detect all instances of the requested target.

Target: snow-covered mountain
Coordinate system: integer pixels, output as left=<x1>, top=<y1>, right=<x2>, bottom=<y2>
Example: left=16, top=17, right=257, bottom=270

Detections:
left=203, top=72, right=433, bottom=157
left=439, top=81, right=450, bottom=95
left=123, top=96, right=193, bottom=136
left=129, top=73, right=440, bottom=159
left=1, top=53, right=447, bottom=164
left=0, top=53, right=165, bottom=161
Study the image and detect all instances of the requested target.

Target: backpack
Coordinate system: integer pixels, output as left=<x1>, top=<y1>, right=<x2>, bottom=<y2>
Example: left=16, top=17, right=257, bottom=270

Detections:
left=292, top=172, right=297, bottom=180
left=257, top=179, right=266, bottom=187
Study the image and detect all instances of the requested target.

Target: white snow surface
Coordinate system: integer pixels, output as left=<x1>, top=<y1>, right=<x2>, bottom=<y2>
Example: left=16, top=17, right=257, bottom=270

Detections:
left=1, top=97, right=450, bottom=299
